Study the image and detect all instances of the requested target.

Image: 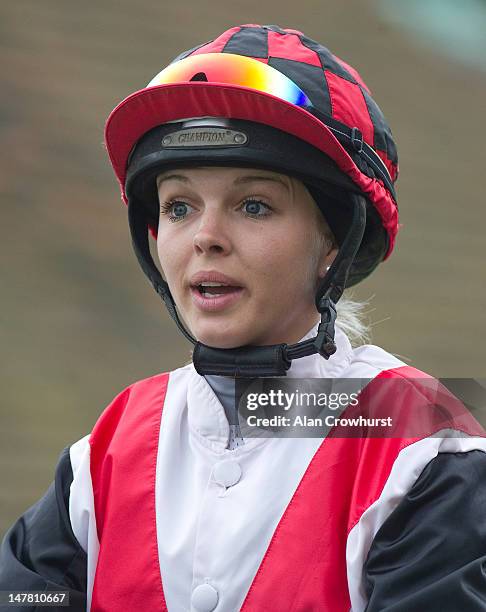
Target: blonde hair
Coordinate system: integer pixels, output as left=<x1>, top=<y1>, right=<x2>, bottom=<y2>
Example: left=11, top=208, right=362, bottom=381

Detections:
left=335, top=293, right=372, bottom=347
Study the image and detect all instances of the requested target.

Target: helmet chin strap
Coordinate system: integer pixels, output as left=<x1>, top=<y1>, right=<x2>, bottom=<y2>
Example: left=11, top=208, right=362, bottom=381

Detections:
left=128, top=195, right=367, bottom=378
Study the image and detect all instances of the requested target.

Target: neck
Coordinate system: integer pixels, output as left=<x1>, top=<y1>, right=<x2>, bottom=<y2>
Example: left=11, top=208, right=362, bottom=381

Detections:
left=249, top=313, right=322, bottom=348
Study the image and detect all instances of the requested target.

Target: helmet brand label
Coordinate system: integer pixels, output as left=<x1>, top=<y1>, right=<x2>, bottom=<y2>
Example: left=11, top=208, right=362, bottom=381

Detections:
left=161, top=127, right=248, bottom=148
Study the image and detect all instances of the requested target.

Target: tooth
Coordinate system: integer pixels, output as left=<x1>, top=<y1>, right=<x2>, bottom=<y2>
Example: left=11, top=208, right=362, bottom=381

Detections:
left=201, top=282, right=225, bottom=287
left=202, top=291, right=224, bottom=298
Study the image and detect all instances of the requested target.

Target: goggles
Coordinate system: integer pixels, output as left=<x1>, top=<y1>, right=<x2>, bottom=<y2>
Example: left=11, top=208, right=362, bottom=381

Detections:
left=147, top=52, right=313, bottom=110
left=145, top=52, right=394, bottom=198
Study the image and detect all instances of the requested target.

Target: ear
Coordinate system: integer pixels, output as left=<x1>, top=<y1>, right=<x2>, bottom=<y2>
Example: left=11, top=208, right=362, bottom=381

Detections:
left=318, top=246, right=338, bottom=279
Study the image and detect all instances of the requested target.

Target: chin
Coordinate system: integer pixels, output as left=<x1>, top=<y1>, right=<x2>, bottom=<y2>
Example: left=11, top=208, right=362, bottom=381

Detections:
left=192, top=321, right=256, bottom=349
left=195, top=333, right=248, bottom=350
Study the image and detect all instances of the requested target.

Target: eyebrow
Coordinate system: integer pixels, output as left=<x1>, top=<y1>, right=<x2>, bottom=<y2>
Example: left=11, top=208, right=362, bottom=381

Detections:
left=233, top=175, right=289, bottom=191
left=157, top=173, right=289, bottom=191
left=157, top=174, right=190, bottom=187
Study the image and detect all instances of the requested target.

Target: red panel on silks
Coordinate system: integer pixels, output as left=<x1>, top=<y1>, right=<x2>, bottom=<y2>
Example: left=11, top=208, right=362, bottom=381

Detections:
left=240, top=437, right=408, bottom=610
left=88, top=366, right=483, bottom=611
left=240, top=367, right=484, bottom=611
left=89, top=373, right=170, bottom=612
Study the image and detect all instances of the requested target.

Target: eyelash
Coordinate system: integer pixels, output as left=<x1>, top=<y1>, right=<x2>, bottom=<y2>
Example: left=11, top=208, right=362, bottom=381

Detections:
left=159, top=200, right=188, bottom=223
left=159, top=197, right=273, bottom=223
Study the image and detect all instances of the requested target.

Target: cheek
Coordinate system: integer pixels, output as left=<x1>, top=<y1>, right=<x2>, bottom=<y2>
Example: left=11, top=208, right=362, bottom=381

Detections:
left=243, top=227, right=316, bottom=297
left=239, top=231, right=286, bottom=288
left=156, top=229, right=187, bottom=285
left=156, top=232, right=168, bottom=277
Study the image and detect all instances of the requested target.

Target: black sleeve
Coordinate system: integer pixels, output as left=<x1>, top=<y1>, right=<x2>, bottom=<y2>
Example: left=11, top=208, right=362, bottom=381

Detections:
left=364, top=449, right=486, bottom=611
left=0, top=447, right=87, bottom=611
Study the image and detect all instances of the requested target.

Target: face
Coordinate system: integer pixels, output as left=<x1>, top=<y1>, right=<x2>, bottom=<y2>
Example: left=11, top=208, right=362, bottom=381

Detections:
left=156, top=167, right=337, bottom=349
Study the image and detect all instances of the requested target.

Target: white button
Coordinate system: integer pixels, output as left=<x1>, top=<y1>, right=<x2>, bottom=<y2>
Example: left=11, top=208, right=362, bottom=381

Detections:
left=191, top=583, right=219, bottom=612
left=213, top=460, right=242, bottom=488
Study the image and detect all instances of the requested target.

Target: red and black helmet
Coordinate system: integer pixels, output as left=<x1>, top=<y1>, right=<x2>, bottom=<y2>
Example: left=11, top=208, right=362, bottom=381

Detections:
left=104, top=25, right=400, bottom=376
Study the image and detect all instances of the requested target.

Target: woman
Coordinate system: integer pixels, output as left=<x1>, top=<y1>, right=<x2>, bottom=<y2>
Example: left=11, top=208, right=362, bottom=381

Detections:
left=1, top=24, right=486, bottom=612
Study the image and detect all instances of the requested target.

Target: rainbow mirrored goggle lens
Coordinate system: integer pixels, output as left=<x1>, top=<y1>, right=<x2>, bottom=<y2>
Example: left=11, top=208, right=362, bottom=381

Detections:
left=147, top=53, right=313, bottom=109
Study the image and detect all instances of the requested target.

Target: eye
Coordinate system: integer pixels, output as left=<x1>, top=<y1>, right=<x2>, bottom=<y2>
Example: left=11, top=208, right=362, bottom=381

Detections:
left=160, top=200, right=195, bottom=223
left=241, top=198, right=272, bottom=219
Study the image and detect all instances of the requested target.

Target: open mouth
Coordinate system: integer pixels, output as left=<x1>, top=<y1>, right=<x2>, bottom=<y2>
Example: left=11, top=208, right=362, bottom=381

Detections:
left=189, top=281, right=245, bottom=311
left=195, top=282, right=243, bottom=298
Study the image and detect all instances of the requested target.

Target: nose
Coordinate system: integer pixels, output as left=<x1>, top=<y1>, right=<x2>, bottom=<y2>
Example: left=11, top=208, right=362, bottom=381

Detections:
left=193, top=209, right=232, bottom=256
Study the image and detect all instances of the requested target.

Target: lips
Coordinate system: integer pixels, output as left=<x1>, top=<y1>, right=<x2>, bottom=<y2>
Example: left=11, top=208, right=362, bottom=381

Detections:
left=189, top=270, right=244, bottom=289
left=188, top=271, right=245, bottom=312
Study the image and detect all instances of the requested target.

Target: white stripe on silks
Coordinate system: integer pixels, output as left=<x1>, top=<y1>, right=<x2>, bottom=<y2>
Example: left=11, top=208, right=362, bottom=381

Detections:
left=346, top=431, right=486, bottom=612
left=69, top=434, right=99, bottom=612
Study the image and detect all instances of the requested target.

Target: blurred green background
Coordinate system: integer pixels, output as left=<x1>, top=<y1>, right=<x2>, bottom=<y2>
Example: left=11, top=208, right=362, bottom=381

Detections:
left=1, top=0, right=485, bottom=536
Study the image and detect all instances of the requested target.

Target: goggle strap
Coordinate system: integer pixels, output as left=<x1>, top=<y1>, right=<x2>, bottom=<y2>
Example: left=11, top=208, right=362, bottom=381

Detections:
left=309, top=108, right=396, bottom=200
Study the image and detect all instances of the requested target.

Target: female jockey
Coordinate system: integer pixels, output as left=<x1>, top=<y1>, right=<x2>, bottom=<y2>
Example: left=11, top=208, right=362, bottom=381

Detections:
left=1, top=24, right=486, bottom=612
